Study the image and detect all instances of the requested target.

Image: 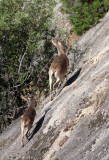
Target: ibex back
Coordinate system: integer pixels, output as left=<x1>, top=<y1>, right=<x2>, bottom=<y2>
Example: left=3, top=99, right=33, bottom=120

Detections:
left=21, top=95, right=36, bottom=147
left=49, top=38, right=69, bottom=100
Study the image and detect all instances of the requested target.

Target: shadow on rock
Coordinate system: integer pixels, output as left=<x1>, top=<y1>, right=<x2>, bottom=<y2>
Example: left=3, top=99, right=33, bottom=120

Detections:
left=57, top=68, right=81, bottom=97
left=64, top=68, right=81, bottom=87
left=28, top=108, right=51, bottom=141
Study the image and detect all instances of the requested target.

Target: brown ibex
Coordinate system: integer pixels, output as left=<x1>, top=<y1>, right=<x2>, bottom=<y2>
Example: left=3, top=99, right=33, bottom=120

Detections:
left=21, top=95, right=36, bottom=147
left=49, top=38, right=69, bottom=100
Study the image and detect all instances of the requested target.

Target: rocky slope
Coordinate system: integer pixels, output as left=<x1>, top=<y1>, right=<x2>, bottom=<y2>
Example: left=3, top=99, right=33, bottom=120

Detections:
left=0, top=11, right=109, bottom=160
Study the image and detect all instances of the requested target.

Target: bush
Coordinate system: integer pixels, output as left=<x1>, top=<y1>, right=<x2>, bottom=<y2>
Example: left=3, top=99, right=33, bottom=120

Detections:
left=60, top=0, right=76, bottom=14
left=60, top=0, right=109, bottom=35
left=0, top=0, right=55, bottom=132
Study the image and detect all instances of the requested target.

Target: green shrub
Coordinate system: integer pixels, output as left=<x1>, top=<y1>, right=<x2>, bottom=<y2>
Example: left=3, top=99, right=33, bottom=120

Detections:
left=69, top=0, right=109, bottom=35
left=78, top=0, right=94, bottom=4
left=60, top=0, right=76, bottom=14
left=60, top=0, right=109, bottom=35
left=0, top=0, right=55, bottom=132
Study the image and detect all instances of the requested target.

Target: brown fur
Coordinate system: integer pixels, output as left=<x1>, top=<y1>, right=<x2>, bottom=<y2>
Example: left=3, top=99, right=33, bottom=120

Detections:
left=21, top=95, right=36, bottom=147
left=49, top=38, right=69, bottom=100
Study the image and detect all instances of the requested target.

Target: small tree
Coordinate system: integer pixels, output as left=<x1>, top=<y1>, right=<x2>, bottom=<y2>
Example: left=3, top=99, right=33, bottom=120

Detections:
left=0, top=0, right=55, bottom=132
left=60, top=0, right=109, bottom=35
left=69, top=0, right=109, bottom=35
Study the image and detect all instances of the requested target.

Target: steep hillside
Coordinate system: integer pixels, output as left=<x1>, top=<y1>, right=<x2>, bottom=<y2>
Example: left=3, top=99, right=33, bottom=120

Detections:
left=0, top=11, right=109, bottom=160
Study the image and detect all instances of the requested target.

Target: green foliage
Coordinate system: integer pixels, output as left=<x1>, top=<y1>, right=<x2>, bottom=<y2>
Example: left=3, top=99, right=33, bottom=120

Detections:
left=78, top=0, right=94, bottom=4
left=60, top=0, right=109, bottom=35
left=70, top=0, right=109, bottom=35
left=60, top=0, right=76, bottom=13
left=0, top=0, right=55, bottom=132
left=104, top=0, right=109, bottom=7
left=60, top=0, right=76, bottom=8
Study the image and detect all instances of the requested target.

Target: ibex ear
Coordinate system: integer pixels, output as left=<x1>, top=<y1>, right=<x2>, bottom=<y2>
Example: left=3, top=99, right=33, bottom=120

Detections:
left=52, top=38, right=58, bottom=46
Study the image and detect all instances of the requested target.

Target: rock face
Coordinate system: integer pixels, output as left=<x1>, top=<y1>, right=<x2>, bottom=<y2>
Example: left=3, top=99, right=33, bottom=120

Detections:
left=0, top=12, right=109, bottom=160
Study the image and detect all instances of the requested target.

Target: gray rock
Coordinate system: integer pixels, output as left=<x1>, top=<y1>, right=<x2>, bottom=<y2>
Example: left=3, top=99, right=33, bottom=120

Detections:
left=0, top=11, right=109, bottom=160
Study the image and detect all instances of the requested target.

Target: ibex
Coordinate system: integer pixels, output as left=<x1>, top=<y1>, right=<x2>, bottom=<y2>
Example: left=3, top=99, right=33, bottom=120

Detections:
left=21, top=95, right=36, bottom=147
left=49, top=38, right=69, bottom=100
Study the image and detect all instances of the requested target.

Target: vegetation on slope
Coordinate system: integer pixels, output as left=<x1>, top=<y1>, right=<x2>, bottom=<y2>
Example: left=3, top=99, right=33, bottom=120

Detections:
left=60, top=0, right=109, bottom=35
left=0, top=0, right=55, bottom=132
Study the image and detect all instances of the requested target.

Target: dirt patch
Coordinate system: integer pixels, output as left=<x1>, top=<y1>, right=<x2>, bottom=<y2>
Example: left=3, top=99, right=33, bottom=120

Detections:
left=59, top=135, right=69, bottom=147
left=88, top=111, right=108, bottom=129
left=64, top=119, right=76, bottom=132
left=28, top=127, right=60, bottom=160
left=0, top=131, right=20, bottom=150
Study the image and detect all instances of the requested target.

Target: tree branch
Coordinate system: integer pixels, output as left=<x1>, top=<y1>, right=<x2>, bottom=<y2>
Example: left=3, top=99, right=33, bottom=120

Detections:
left=18, top=46, right=28, bottom=73
left=12, top=72, right=31, bottom=89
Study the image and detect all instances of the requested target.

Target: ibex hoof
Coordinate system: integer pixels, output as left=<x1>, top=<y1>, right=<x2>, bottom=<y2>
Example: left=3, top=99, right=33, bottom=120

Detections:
left=22, top=144, right=24, bottom=147
left=51, top=96, right=53, bottom=101
left=26, top=134, right=29, bottom=140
